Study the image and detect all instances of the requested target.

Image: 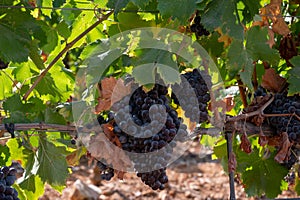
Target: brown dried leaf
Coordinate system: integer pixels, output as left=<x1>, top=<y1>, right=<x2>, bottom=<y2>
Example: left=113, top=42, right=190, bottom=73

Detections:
left=111, top=79, right=132, bottom=106
left=240, top=132, right=252, bottom=153
left=267, top=29, right=275, bottom=48
left=264, top=0, right=290, bottom=36
left=228, top=152, right=237, bottom=173
left=272, top=19, right=290, bottom=36
left=101, top=77, right=117, bottom=99
left=95, top=99, right=111, bottom=113
left=95, top=77, right=132, bottom=113
left=274, top=132, right=291, bottom=163
left=258, top=128, right=268, bottom=147
left=87, top=133, right=132, bottom=172
left=261, top=68, right=286, bottom=93
left=224, top=95, right=235, bottom=112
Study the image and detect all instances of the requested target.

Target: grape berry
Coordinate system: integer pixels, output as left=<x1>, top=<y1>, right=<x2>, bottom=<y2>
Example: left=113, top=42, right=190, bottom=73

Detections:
left=190, top=16, right=210, bottom=37
left=0, top=166, right=19, bottom=200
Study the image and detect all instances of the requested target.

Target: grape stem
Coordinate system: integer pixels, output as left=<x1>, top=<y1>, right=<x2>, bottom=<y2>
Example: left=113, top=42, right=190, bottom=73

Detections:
left=227, top=95, right=274, bottom=122
left=22, top=10, right=113, bottom=101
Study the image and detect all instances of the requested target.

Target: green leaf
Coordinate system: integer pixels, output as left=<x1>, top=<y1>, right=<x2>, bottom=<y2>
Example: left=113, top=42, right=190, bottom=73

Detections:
left=227, top=40, right=254, bottom=89
left=33, top=73, right=62, bottom=100
left=287, top=56, right=300, bottom=95
left=0, top=145, right=10, bottom=166
left=35, top=135, right=69, bottom=186
left=28, top=40, right=45, bottom=70
left=45, top=107, right=66, bottom=125
left=246, top=26, right=280, bottom=66
left=56, top=21, right=71, bottom=39
left=41, top=28, right=59, bottom=54
left=240, top=0, right=261, bottom=23
left=202, top=0, right=244, bottom=40
left=132, top=63, right=156, bottom=85
left=130, top=0, right=151, bottom=9
left=156, top=64, right=180, bottom=84
left=107, top=0, right=130, bottom=17
left=157, top=0, right=197, bottom=23
left=7, top=138, right=35, bottom=173
left=213, top=139, right=228, bottom=172
left=108, top=12, right=155, bottom=35
left=13, top=62, right=33, bottom=83
left=0, top=70, right=13, bottom=99
left=236, top=147, right=288, bottom=198
left=199, top=32, right=224, bottom=60
left=19, top=175, right=45, bottom=200
left=3, top=94, right=25, bottom=113
left=41, top=0, right=53, bottom=17
left=0, top=25, right=30, bottom=63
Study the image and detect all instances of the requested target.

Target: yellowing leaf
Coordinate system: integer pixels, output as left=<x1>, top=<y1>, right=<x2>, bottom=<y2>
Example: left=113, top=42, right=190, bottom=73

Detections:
left=216, top=27, right=232, bottom=48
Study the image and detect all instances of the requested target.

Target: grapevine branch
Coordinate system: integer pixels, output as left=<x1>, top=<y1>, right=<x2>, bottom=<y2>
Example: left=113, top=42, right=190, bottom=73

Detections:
left=0, top=123, right=76, bottom=133
left=22, top=10, right=114, bottom=101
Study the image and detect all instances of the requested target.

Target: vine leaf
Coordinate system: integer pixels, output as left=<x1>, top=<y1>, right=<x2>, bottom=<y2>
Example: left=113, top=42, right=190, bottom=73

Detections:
left=36, top=135, right=70, bottom=186
left=261, top=68, right=286, bottom=93
left=246, top=26, right=280, bottom=66
left=18, top=174, right=45, bottom=200
left=227, top=26, right=280, bottom=89
left=131, top=0, right=151, bottom=9
left=0, top=145, right=10, bottom=166
left=107, top=0, right=130, bottom=17
left=288, top=56, right=300, bottom=95
left=157, top=0, right=197, bottom=24
left=237, top=146, right=288, bottom=198
left=201, top=0, right=244, bottom=40
left=0, top=25, right=30, bottom=63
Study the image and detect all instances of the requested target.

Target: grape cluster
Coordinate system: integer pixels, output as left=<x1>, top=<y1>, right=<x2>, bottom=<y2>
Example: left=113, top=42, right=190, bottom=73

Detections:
left=111, top=84, right=188, bottom=190
left=0, top=60, right=8, bottom=70
left=172, top=69, right=211, bottom=123
left=96, top=160, right=114, bottom=181
left=264, top=93, right=300, bottom=142
left=0, top=166, right=19, bottom=200
left=254, top=86, right=267, bottom=98
left=190, top=16, right=209, bottom=37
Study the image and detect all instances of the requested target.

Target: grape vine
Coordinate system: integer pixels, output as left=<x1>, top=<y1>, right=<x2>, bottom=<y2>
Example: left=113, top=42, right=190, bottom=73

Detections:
left=0, top=0, right=300, bottom=199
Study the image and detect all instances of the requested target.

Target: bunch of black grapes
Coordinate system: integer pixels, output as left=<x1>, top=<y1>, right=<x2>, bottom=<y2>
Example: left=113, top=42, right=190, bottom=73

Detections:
left=96, top=160, right=114, bottom=181
left=171, top=69, right=211, bottom=123
left=264, top=93, right=300, bottom=142
left=111, top=83, right=188, bottom=190
left=254, top=91, right=300, bottom=168
left=190, top=16, right=209, bottom=37
left=0, top=166, right=19, bottom=200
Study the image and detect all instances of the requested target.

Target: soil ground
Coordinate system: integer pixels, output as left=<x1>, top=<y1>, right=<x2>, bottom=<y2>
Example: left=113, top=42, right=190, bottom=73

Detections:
left=39, top=140, right=299, bottom=200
